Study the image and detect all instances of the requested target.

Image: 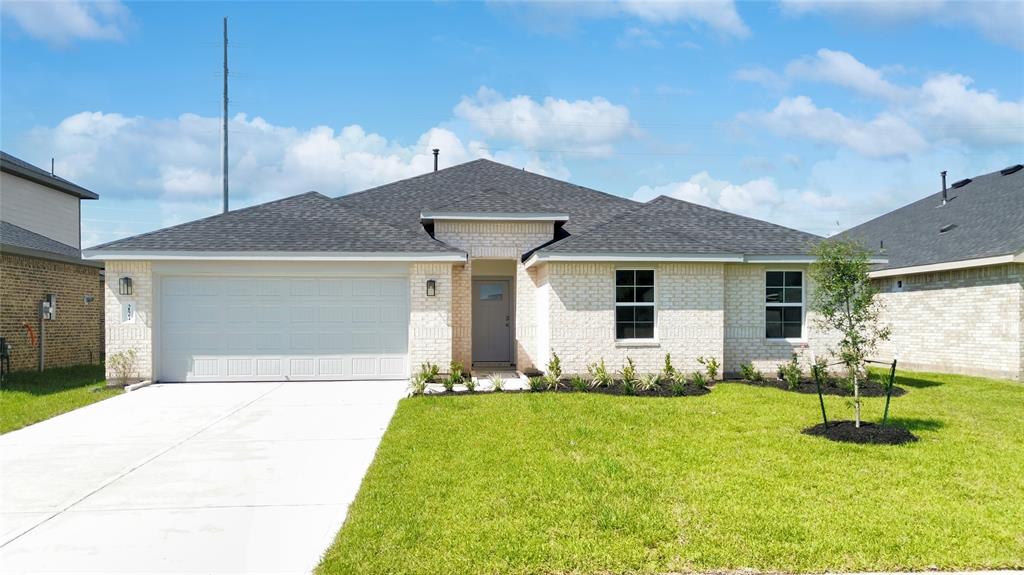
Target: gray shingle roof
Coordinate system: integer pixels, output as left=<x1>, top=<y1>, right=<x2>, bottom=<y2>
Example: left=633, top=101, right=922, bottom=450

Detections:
left=88, top=192, right=461, bottom=253
left=537, top=195, right=821, bottom=257
left=840, top=164, right=1024, bottom=270
left=336, top=159, right=637, bottom=234
left=1, top=221, right=83, bottom=260
left=1, top=151, right=99, bottom=200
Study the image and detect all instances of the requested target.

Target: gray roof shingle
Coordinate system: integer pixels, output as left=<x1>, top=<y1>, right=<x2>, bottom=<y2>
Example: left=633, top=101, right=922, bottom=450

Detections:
left=537, top=195, right=821, bottom=257
left=1, top=151, right=99, bottom=200
left=89, top=192, right=461, bottom=253
left=840, top=165, right=1024, bottom=270
left=1, top=221, right=83, bottom=260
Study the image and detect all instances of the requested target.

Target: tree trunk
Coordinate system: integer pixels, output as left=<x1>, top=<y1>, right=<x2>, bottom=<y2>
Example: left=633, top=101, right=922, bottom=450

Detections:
left=853, top=372, right=861, bottom=428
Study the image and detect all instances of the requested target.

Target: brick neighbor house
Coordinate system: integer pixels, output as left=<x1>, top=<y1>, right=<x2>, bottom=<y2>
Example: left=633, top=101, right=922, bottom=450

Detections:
left=82, top=159, right=856, bottom=383
left=1, top=151, right=104, bottom=372
left=841, top=164, right=1024, bottom=381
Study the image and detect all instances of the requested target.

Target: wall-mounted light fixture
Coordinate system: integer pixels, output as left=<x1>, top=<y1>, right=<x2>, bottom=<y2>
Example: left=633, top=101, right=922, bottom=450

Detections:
left=119, top=277, right=133, bottom=296
left=426, top=279, right=436, bottom=297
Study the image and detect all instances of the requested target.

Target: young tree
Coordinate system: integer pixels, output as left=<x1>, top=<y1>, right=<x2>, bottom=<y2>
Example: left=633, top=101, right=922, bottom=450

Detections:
left=809, top=239, right=891, bottom=427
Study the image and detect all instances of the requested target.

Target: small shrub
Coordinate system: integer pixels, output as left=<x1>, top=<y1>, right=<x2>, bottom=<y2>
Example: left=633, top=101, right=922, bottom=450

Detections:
left=697, top=356, right=720, bottom=381
left=811, top=356, right=829, bottom=384
left=569, top=374, right=589, bottom=392
left=464, top=377, right=477, bottom=393
left=547, top=350, right=562, bottom=381
left=449, top=361, right=464, bottom=383
left=778, top=354, right=802, bottom=390
left=587, top=359, right=613, bottom=388
left=419, top=362, right=440, bottom=381
left=442, top=374, right=458, bottom=392
left=690, top=371, right=707, bottom=388
left=637, top=373, right=660, bottom=392
left=621, top=376, right=637, bottom=396
left=662, top=353, right=675, bottom=378
left=488, top=373, right=505, bottom=392
left=620, top=357, right=638, bottom=388
left=669, top=377, right=687, bottom=396
left=108, top=349, right=138, bottom=386
left=739, top=362, right=762, bottom=382
left=527, top=376, right=546, bottom=392
left=544, top=373, right=563, bottom=391
left=408, top=373, right=428, bottom=396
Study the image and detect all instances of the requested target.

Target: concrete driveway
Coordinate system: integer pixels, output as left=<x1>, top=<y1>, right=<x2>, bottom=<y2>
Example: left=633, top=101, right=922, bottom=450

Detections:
left=0, top=380, right=407, bottom=574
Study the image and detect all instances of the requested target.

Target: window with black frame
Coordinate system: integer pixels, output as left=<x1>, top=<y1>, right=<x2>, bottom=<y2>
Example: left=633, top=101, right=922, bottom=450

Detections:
left=765, top=270, right=803, bottom=339
left=615, top=269, right=655, bottom=339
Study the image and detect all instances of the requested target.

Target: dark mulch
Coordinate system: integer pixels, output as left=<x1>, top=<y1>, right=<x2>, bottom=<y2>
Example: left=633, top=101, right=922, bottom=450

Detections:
left=803, top=420, right=918, bottom=445
left=735, top=377, right=906, bottom=397
left=551, top=383, right=710, bottom=397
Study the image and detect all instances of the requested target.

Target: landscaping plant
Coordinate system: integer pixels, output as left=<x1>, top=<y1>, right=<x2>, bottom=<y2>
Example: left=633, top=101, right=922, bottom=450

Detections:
left=442, top=374, right=458, bottom=392
left=527, top=376, right=546, bottom=392
left=779, top=355, right=802, bottom=390
left=487, top=373, right=505, bottom=392
left=809, top=239, right=891, bottom=427
left=547, top=350, right=562, bottom=381
left=419, top=362, right=440, bottom=382
left=569, top=375, right=589, bottom=392
left=587, top=359, right=613, bottom=388
left=637, top=373, right=660, bottom=392
left=697, top=356, right=720, bottom=381
left=690, top=370, right=707, bottom=389
left=464, top=377, right=477, bottom=393
left=669, top=374, right=688, bottom=396
left=448, top=361, right=465, bottom=383
left=662, top=353, right=675, bottom=378
left=739, top=362, right=762, bottom=382
left=620, top=357, right=639, bottom=395
left=408, top=373, right=429, bottom=396
left=545, top=373, right=563, bottom=391
left=108, top=349, right=138, bottom=387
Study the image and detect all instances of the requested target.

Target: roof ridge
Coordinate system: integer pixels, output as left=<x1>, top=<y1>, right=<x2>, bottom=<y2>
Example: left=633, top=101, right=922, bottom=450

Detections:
left=333, top=158, right=492, bottom=202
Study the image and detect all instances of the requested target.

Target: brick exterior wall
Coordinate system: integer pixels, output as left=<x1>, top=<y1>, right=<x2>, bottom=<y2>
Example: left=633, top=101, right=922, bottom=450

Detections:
left=409, top=262, right=453, bottom=371
left=434, top=220, right=554, bottom=371
left=723, top=263, right=833, bottom=376
left=874, top=263, right=1023, bottom=381
left=104, top=260, right=154, bottom=381
left=1, top=253, right=104, bottom=371
left=544, top=262, right=725, bottom=376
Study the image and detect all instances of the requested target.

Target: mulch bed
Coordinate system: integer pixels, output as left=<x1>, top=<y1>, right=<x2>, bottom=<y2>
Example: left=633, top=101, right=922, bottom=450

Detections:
left=735, top=377, right=906, bottom=397
left=802, top=420, right=918, bottom=445
left=550, top=383, right=710, bottom=397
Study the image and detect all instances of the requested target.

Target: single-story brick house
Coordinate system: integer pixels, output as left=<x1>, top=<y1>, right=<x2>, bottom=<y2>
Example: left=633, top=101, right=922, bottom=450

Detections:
left=841, top=164, right=1023, bottom=381
left=85, top=159, right=843, bottom=383
left=1, top=151, right=104, bottom=372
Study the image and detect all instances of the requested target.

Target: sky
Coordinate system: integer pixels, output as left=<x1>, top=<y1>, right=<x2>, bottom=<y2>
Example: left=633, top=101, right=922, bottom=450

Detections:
left=1, top=0, right=1022, bottom=248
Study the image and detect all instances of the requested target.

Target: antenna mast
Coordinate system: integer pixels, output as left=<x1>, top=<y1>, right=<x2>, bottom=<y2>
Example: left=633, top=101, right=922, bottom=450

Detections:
left=222, top=16, right=229, bottom=213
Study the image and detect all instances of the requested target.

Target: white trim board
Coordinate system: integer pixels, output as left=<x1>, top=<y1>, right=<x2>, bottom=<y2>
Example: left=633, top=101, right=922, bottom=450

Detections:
left=83, top=250, right=467, bottom=262
left=870, top=252, right=1024, bottom=278
left=421, top=211, right=569, bottom=222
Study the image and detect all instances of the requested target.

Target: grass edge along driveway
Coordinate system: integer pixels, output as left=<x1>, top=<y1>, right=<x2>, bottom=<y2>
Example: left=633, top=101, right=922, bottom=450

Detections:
left=318, top=370, right=1024, bottom=574
left=1, top=364, right=117, bottom=434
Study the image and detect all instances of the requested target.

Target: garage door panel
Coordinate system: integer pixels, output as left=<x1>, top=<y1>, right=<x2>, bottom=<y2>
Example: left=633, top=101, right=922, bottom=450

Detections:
left=159, top=275, right=408, bottom=382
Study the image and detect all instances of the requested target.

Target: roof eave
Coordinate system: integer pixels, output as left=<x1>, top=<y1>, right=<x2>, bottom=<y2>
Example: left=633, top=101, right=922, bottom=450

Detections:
left=869, top=251, right=1021, bottom=278
left=82, top=249, right=468, bottom=262
left=421, top=211, right=569, bottom=223
left=523, top=252, right=888, bottom=269
left=0, top=162, right=99, bottom=200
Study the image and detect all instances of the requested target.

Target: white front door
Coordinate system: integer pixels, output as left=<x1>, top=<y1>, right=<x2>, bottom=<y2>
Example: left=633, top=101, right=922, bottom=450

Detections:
left=159, top=275, right=409, bottom=382
left=472, top=279, right=512, bottom=364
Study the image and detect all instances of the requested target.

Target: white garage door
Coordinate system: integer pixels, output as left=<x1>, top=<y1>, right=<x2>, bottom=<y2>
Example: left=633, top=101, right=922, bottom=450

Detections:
left=159, top=275, right=409, bottom=382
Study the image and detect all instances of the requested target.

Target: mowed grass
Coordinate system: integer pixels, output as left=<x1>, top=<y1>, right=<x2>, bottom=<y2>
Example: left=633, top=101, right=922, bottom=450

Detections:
left=0, top=364, right=116, bottom=434
left=319, top=371, right=1024, bottom=574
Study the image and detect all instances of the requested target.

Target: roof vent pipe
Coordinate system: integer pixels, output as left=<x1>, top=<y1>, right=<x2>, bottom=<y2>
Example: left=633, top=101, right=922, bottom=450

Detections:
left=941, top=170, right=948, bottom=205
left=433, top=148, right=439, bottom=172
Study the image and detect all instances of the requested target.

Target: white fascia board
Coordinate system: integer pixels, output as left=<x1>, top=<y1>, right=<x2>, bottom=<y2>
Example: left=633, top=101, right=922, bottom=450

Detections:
left=421, top=211, right=569, bottom=222
left=743, top=255, right=888, bottom=264
left=524, top=252, right=745, bottom=268
left=81, top=250, right=467, bottom=263
left=869, top=253, right=1018, bottom=278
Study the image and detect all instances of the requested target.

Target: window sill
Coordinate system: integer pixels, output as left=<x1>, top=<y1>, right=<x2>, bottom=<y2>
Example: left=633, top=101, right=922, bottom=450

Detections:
left=615, top=339, right=660, bottom=348
left=765, top=338, right=809, bottom=346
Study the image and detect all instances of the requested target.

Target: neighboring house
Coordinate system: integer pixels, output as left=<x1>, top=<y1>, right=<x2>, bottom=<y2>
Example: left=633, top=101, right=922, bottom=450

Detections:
left=0, top=151, right=104, bottom=372
left=841, top=164, right=1024, bottom=381
left=84, top=159, right=835, bottom=383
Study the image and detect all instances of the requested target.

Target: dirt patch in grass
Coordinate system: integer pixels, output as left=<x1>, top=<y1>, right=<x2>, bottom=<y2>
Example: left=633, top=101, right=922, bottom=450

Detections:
left=735, top=377, right=905, bottom=397
left=803, top=420, right=918, bottom=445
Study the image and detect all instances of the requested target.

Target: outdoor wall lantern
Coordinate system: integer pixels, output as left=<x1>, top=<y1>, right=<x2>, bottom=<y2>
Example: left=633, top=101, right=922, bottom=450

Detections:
left=119, top=277, right=133, bottom=296
left=426, top=279, right=436, bottom=297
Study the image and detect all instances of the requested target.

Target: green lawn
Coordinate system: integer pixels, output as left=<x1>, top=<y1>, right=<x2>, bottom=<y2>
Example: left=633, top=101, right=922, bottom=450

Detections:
left=0, top=364, right=117, bottom=434
left=319, top=371, right=1024, bottom=574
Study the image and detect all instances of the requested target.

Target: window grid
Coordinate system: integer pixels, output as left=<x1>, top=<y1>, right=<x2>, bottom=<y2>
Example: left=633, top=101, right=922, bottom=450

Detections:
left=765, top=270, right=803, bottom=340
left=615, top=269, right=655, bottom=340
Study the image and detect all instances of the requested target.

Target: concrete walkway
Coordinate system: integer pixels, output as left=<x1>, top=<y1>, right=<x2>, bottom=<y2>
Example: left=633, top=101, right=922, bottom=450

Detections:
left=0, top=380, right=407, bottom=574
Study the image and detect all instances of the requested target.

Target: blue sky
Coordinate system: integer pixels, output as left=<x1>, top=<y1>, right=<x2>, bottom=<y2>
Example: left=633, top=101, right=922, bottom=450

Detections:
left=2, top=0, right=1022, bottom=247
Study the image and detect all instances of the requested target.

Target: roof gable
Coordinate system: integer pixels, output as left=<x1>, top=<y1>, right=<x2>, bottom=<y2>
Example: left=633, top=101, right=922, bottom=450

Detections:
left=0, top=151, right=99, bottom=200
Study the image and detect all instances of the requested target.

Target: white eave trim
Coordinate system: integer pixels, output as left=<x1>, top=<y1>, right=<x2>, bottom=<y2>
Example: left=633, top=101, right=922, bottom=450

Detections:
left=421, top=211, right=569, bottom=222
left=869, top=252, right=1022, bottom=278
left=81, top=250, right=468, bottom=263
left=523, top=252, right=888, bottom=268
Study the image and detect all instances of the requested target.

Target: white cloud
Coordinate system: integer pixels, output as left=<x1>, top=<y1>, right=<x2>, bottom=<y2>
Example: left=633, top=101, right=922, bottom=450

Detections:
left=733, top=66, right=788, bottom=91
left=915, top=73, right=1024, bottom=146
left=633, top=171, right=783, bottom=216
left=454, top=86, right=636, bottom=155
left=779, top=0, right=1024, bottom=50
left=785, top=48, right=907, bottom=100
left=1, top=0, right=131, bottom=46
